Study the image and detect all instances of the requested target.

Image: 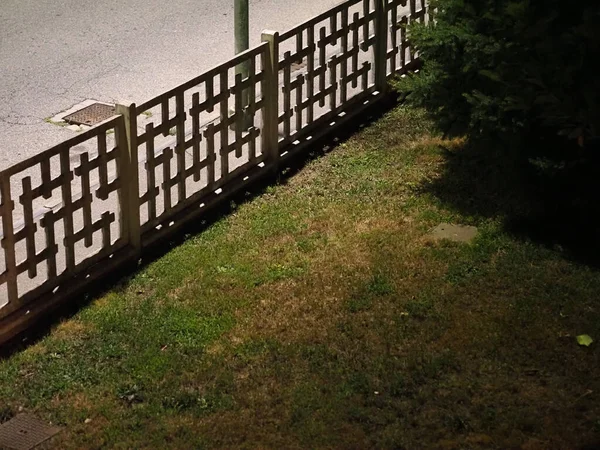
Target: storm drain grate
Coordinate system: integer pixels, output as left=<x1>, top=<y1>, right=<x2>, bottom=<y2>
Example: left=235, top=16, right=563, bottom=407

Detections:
left=0, top=414, right=61, bottom=450
left=63, top=102, right=115, bottom=126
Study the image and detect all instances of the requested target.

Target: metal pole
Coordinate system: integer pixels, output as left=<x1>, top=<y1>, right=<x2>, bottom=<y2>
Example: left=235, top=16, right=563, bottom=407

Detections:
left=235, top=0, right=250, bottom=128
left=234, top=0, right=249, bottom=58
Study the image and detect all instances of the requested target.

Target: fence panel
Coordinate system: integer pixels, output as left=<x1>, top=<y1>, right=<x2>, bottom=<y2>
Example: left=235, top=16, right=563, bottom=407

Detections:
left=1, top=0, right=429, bottom=343
left=0, top=116, right=128, bottom=319
left=386, top=0, right=428, bottom=76
left=133, top=44, right=270, bottom=237
left=277, top=0, right=378, bottom=150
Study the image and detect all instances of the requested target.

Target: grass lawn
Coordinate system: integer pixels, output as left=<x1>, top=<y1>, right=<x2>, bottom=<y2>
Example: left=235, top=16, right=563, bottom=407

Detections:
left=1, top=105, right=599, bottom=449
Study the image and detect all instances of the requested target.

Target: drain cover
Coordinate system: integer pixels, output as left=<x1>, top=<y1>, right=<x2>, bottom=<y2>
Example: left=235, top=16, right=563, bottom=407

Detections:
left=63, top=102, right=115, bottom=126
left=0, top=414, right=61, bottom=450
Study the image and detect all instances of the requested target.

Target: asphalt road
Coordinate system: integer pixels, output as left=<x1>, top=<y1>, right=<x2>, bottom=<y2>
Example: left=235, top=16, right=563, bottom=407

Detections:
left=0, top=0, right=340, bottom=171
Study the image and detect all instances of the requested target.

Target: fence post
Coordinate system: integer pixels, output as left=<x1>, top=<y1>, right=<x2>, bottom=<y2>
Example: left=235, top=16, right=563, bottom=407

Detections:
left=261, top=30, right=280, bottom=176
left=115, top=103, right=142, bottom=256
left=374, top=0, right=389, bottom=94
left=0, top=177, right=18, bottom=304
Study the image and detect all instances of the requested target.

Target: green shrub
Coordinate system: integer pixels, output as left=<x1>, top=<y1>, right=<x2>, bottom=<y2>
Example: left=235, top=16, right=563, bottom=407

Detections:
left=395, top=0, right=600, bottom=151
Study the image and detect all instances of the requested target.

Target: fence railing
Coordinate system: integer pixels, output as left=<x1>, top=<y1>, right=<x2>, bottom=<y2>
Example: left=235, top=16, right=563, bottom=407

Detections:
left=0, top=0, right=428, bottom=345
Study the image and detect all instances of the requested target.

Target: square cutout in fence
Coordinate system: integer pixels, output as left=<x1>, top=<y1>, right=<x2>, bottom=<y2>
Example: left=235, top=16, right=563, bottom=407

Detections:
left=63, top=103, right=115, bottom=126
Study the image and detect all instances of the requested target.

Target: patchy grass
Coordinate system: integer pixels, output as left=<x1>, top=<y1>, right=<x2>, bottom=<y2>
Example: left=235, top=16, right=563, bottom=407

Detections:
left=43, top=117, right=69, bottom=128
left=1, top=106, right=600, bottom=449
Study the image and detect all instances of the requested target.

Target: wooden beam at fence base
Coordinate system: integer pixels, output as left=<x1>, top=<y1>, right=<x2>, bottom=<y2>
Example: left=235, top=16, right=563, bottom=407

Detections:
left=0, top=248, right=135, bottom=348
left=141, top=160, right=271, bottom=250
left=115, top=104, right=142, bottom=255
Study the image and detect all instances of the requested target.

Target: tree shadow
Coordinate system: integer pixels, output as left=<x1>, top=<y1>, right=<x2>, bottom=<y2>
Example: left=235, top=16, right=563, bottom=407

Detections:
left=420, top=137, right=600, bottom=268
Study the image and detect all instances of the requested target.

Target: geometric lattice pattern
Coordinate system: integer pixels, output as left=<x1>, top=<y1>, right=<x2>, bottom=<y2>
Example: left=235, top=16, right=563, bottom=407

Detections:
left=387, top=0, right=429, bottom=75
left=0, top=117, right=125, bottom=312
left=134, top=45, right=268, bottom=232
left=277, top=0, right=377, bottom=148
left=1, top=0, right=428, bottom=338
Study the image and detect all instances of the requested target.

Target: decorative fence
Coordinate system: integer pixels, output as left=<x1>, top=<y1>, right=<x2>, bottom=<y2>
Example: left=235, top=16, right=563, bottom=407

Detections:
left=0, top=0, right=428, bottom=345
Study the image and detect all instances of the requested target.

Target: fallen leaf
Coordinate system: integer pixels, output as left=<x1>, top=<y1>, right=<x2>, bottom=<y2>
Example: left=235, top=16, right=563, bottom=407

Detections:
left=576, top=335, right=593, bottom=347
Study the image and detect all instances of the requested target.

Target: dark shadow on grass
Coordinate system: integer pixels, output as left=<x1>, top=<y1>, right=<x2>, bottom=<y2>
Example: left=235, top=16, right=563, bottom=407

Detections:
left=0, top=93, right=401, bottom=359
left=420, top=136, right=600, bottom=268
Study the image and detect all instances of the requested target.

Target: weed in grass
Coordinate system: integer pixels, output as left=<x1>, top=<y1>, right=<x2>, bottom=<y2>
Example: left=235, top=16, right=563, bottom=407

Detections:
left=388, top=373, right=408, bottom=398
left=443, top=412, right=471, bottom=433
left=405, top=293, right=435, bottom=320
left=342, top=371, right=372, bottom=397
left=366, top=272, right=394, bottom=296
left=116, top=383, right=145, bottom=406
left=479, top=406, right=499, bottom=429
left=264, top=263, right=306, bottom=283
left=445, top=261, right=481, bottom=284
left=44, top=117, right=69, bottom=127
left=161, top=391, right=216, bottom=414
left=410, top=350, right=459, bottom=387
left=346, top=295, right=373, bottom=313
left=419, top=208, right=455, bottom=226
left=296, top=232, right=327, bottom=253
left=290, top=382, right=323, bottom=425
left=234, top=338, right=282, bottom=364
left=298, top=344, right=338, bottom=375
left=215, top=264, right=235, bottom=274
left=246, top=202, right=306, bottom=239
left=264, top=185, right=278, bottom=196
left=346, top=272, right=394, bottom=313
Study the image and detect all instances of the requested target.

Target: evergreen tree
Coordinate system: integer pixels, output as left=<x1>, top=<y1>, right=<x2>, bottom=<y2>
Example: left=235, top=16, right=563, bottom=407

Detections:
left=397, top=0, right=600, bottom=152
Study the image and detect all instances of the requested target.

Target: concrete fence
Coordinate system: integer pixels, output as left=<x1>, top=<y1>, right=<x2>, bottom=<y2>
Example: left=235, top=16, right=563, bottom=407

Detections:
left=0, top=0, right=428, bottom=345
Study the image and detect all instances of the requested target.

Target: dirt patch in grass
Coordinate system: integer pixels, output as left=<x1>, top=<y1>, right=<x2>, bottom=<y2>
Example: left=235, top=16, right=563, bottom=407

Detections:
left=1, top=106, right=599, bottom=449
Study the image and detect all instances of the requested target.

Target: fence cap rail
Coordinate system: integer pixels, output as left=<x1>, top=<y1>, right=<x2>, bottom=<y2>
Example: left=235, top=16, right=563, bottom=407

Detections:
left=137, top=42, right=270, bottom=113
left=279, top=0, right=366, bottom=41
